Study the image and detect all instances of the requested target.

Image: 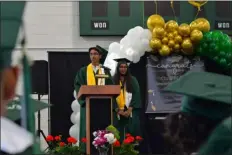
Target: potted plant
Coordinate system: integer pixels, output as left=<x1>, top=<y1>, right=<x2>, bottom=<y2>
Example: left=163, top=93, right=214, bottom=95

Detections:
left=113, top=133, right=143, bottom=155
left=45, top=135, right=86, bottom=155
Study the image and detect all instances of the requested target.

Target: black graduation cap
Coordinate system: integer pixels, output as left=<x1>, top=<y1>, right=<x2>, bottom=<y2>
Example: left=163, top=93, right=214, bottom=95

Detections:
left=164, top=71, right=232, bottom=120
left=114, top=58, right=132, bottom=64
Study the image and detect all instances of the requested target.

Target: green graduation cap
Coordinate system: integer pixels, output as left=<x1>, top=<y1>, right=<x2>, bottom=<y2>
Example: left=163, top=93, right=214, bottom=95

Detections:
left=6, top=98, right=51, bottom=121
left=198, top=116, right=232, bottom=155
left=88, top=45, right=108, bottom=64
left=0, top=1, right=26, bottom=70
left=164, top=71, right=232, bottom=120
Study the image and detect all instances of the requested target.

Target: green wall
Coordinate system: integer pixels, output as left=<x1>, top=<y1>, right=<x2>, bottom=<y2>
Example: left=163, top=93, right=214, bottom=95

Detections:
left=79, top=1, right=232, bottom=36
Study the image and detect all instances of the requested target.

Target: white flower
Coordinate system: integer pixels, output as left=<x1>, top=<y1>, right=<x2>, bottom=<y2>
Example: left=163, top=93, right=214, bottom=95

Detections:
left=93, top=131, right=97, bottom=137
left=104, top=133, right=115, bottom=144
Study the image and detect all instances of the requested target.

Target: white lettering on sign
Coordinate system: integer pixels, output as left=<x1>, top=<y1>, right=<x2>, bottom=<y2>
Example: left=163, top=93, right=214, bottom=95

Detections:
left=217, top=22, right=230, bottom=28
left=93, top=22, right=107, bottom=29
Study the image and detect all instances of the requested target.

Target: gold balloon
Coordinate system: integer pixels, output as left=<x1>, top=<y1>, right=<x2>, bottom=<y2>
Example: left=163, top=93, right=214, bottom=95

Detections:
left=190, top=21, right=198, bottom=31
left=173, top=30, right=179, bottom=36
left=190, top=29, right=203, bottom=43
left=178, top=23, right=191, bottom=37
left=159, top=45, right=171, bottom=56
left=168, top=39, right=175, bottom=48
left=164, top=31, right=167, bottom=37
left=195, top=18, right=210, bottom=32
left=174, top=35, right=183, bottom=43
left=165, top=20, right=179, bottom=32
left=162, top=37, right=169, bottom=44
left=153, top=27, right=165, bottom=39
left=150, top=38, right=162, bottom=49
left=167, top=33, right=174, bottom=39
left=147, top=14, right=165, bottom=31
left=174, top=44, right=180, bottom=50
left=188, top=0, right=208, bottom=11
left=181, top=38, right=193, bottom=49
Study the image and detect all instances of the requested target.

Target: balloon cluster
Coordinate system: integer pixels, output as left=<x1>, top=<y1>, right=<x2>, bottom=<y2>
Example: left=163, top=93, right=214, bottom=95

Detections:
left=104, top=26, right=152, bottom=75
left=69, top=91, right=81, bottom=143
left=196, top=31, right=232, bottom=69
left=147, top=14, right=210, bottom=56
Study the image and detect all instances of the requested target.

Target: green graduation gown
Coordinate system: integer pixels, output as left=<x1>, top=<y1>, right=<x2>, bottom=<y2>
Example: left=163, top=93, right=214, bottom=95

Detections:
left=74, top=65, right=114, bottom=152
left=113, top=76, right=142, bottom=142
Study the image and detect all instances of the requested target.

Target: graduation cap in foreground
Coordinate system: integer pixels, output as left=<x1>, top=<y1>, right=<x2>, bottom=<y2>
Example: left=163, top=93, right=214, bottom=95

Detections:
left=6, top=98, right=51, bottom=121
left=164, top=71, right=232, bottom=120
left=114, top=58, right=132, bottom=63
left=88, top=45, right=108, bottom=64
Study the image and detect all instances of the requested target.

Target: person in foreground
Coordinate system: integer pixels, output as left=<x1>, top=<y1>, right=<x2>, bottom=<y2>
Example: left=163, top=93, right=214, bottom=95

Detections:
left=74, top=46, right=114, bottom=152
left=163, top=58, right=232, bottom=155
left=1, top=2, right=43, bottom=154
left=113, top=58, right=142, bottom=142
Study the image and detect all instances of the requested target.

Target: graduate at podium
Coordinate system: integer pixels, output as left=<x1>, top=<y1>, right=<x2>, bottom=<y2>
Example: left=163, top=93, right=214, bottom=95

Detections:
left=74, top=46, right=114, bottom=152
left=113, top=58, right=142, bottom=142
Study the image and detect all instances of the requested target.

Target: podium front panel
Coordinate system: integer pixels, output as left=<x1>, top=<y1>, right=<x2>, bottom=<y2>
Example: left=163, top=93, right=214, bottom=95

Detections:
left=87, top=97, right=112, bottom=154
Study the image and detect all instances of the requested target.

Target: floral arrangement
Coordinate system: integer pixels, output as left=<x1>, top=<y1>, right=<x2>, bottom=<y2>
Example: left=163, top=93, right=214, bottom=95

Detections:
left=113, top=133, right=143, bottom=155
left=92, top=130, right=117, bottom=153
left=45, top=135, right=86, bottom=155
left=92, top=125, right=143, bottom=155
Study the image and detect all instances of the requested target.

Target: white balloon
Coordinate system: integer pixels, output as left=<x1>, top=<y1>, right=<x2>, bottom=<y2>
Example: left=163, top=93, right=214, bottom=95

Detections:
left=109, top=42, right=120, bottom=54
left=133, top=53, right=140, bottom=63
left=71, top=100, right=80, bottom=113
left=120, top=37, right=132, bottom=48
left=69, top=124, right=79, bottom=140
left=73, top=90, right=77, bottom=99
left=142, top=29, right=152, bottom=40
left=70, top=112, right=80, bottom=124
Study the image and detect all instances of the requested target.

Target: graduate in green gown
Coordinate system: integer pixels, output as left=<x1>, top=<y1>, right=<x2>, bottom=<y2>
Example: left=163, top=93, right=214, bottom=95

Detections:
left=0, top=2, right=45, bottom=155
left=163, top=63, right=231, bottom=155
left=112, top=58, right=142, bottom=142
left=74, top=46, right=114, bottom=152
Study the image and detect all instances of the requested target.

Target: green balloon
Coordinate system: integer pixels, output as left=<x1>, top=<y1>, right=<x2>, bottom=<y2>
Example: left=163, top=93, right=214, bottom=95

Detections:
left=213, top=56, right=220, bottom=62
left=197, top=47, right=204, bottom=55
left=204, top=32, right=213, bottom=42
left=219, top=51, right=226, bottom=57
left=220, top=41, right=231, bottom=51
left=222, top=34, right=231, bottom=42
left=212, top=31, right=222, bottom=40
left=226, top=53, right=232, bottom=62
left=202, top=42, right=209, bottom=49
left=219, top=58, right=227, bottom=67
left=227, top=63, right=231, bottom=68
left=209, top=43, right=216, bottom=51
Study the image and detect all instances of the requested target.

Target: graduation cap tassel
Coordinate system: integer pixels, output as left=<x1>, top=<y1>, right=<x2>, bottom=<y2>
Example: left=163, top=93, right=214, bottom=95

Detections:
left=20, top=33, right=38, bottom=154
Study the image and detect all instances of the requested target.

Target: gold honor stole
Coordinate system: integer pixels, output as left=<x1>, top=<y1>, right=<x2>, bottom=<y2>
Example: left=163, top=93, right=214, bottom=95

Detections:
left=87, top=63, right=104, bottom=85
left=116, top=81, right=126, bottom=110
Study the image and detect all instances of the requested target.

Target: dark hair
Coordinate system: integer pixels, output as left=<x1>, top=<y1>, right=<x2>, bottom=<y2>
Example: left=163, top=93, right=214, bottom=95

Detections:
left=89, top=47, right=102, bottom=55
left=113, top=62, right=132, bottom=93
left=163, top=111, right=223, bottom=155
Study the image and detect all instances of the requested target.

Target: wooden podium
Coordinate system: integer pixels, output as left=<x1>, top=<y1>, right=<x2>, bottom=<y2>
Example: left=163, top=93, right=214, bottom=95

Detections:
left=77, top=85, right=120, bottom=155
